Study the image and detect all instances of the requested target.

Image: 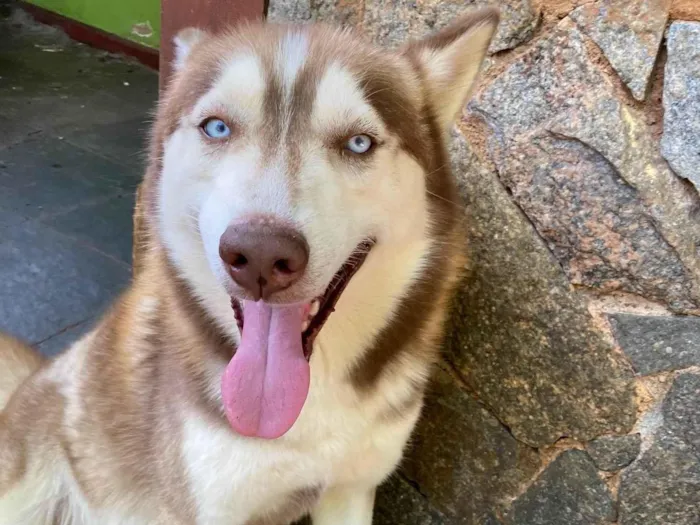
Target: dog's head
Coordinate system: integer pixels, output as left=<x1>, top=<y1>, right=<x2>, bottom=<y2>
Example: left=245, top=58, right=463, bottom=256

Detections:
left=151, top=11, right=497, bottom=438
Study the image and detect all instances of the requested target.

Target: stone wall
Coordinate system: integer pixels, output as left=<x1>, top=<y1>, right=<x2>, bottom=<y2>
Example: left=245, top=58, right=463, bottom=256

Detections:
left=270, top=1, right=700, bottom=523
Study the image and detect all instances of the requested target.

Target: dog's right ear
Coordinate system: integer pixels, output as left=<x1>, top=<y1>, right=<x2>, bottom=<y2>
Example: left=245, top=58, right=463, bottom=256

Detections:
left=173, top=27, right=208, bottom=71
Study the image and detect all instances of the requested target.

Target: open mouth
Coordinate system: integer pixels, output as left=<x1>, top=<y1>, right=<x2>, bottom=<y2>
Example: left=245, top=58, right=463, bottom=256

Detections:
left=230, top=238, right=374, bottom=359
left=221, top=240, right=374, bottom=440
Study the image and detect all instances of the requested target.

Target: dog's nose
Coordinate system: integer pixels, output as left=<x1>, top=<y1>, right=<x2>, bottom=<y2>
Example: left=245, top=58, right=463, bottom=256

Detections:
left=219, top=216, right=309, bottom=301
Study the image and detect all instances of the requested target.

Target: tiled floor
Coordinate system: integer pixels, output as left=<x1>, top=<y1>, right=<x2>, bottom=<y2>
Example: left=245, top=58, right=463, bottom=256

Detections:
left=0, top=6, right=158, bottom=357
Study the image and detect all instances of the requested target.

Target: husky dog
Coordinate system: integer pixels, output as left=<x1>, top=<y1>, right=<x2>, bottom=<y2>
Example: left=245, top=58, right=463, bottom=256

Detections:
left=0, top=9, right=497, bottom=524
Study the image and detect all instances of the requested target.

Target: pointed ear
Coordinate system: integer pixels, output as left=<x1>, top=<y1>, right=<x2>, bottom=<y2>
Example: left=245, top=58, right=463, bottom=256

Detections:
left=405, top=8, right=499, bottom=132
left=173, top=27, right=209, bottom=71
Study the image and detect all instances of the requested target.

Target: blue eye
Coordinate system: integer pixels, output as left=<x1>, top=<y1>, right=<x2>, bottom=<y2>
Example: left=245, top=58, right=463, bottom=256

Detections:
left=345, top=134, right=373, bottom=154
left=202, top=118, right=231, bottom=139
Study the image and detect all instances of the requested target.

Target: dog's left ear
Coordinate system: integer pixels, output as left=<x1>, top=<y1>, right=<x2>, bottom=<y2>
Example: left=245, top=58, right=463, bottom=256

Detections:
left=405, top=8, right=499, bottom=132
left=173, top=27, right=209, bottom=71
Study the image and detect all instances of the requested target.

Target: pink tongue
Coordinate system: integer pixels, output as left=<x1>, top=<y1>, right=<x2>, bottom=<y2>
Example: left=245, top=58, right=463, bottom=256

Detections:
left=221, top=300, right=310, bottom=439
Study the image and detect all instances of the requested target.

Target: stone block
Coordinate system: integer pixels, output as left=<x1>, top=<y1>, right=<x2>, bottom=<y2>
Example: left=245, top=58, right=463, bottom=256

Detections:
left=610, top=314, right=700, bottom=375
left=571, top=0, right=670, bottom=100
left=471, top=17, right=700, bottom=311
left=402, top=366, right=540, bottom=521
left=446, top=132, right=636, bottom=447
left=506, top=450, right=616, bottom=525
left=619, top=373, right=700, bottom=525
left=586, top=434, right=641, bottom=471
left=661, top=22, right=700, bottom=190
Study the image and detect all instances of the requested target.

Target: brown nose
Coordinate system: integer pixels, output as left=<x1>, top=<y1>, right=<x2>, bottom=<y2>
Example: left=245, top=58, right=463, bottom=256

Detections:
left=219, top=216, right=309, bottom=301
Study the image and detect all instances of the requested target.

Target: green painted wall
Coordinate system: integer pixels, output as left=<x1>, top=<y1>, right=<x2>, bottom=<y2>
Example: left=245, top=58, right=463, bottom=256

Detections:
left=26, top=0, right=161, bottom=48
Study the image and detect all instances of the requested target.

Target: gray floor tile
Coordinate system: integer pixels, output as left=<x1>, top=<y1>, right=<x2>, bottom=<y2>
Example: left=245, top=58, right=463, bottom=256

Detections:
left=0, top=53, right=57, bottom=99
left=36, top=317, right=95, bottom=358
left=0, top=114, right=41, bottom=150
left=44, top=192, right=135, bottom=264
left=0, top=136, right=130, bottom=218
left=0, top=6, right=150, bottom=350
left=0, top=49, right=156, bottom=134
left=0, top=88, right=152, bottom=133
left=0, top=7, right=73, bottom=53
left=63, top=117, right=151, bottom=173
left=0, top=219, right=129, bottom=343
left=0, top=206, right=28, bottom=230
left=0, top=10, right=157, bottom=128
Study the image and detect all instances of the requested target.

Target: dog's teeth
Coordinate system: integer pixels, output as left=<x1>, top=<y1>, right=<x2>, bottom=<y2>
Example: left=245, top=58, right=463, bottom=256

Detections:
left=309, top=301, right=320, bottom=317
left=301, top=320, right=310, bottom=332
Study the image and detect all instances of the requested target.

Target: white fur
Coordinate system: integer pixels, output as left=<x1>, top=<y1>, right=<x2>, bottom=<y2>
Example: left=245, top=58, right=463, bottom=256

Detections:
left=173, top=28, right=207, bottom=72
left=183, top=366, right=422, bottom=525
left=279, top=31, right=308, bottom=97
left=312, top=486, right=376, bottom=525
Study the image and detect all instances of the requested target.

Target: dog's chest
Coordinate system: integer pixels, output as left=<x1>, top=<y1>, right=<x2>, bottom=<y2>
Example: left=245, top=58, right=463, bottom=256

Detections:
left=182, top=381, right=399, bottom=525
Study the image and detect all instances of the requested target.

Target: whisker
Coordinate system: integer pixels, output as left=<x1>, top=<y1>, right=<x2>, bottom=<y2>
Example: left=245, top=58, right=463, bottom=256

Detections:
left=425, top=189, right=464, bottom=208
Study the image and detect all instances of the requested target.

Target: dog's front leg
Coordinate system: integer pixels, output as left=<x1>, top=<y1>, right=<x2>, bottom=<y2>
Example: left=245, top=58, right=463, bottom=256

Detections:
left=311, top=485, right=376, bottom=525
